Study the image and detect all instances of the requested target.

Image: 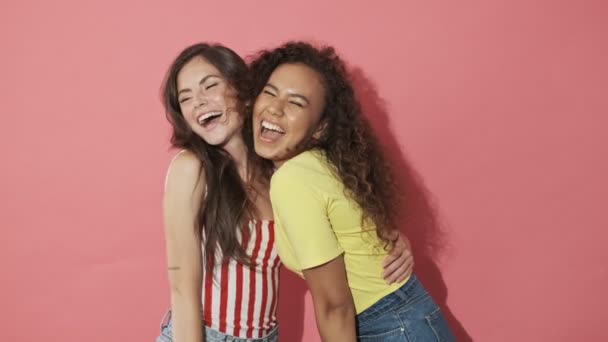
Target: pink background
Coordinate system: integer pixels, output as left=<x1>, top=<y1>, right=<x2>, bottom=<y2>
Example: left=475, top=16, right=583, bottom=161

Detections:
left=1, top=0, right=607, bottom=341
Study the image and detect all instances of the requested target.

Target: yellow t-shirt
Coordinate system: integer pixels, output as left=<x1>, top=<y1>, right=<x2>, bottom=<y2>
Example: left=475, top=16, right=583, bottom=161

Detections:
left=269, top=150, right=409, bottom=314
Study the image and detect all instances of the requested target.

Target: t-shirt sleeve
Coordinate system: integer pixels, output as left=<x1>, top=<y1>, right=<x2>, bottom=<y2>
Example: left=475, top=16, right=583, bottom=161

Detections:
left=270, top=166, right=344, bottom=270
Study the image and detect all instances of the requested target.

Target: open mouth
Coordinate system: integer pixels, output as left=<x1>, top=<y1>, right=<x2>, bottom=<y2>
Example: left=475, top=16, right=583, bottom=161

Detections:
left=197, top=111, right=222, bottom=127
left=260, top=120, right=286, bottom=142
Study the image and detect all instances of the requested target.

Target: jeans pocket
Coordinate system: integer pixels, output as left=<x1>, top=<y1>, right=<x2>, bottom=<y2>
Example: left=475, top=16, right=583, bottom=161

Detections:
left=358, top=327, right=406, bottom=342
left=425, top=307, right=455, bottom=342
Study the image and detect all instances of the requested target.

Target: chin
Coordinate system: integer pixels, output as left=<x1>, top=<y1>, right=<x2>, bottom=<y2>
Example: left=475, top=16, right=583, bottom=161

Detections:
left=253, top=145, right=275, bottom=160
left=203, top=135, right=229, bottom=146
left=253, top=148, right=271, bottom=160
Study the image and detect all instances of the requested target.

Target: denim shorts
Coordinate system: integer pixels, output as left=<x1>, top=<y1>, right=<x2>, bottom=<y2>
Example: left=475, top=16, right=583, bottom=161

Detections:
left=155, top=310, right=278, bottom=342
left=356, top=274, right=455, bottom=341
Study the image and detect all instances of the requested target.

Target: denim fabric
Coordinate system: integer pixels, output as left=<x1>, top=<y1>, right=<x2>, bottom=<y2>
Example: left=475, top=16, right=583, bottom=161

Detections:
left=155, top=310, right=278, bottom=342
left=356, top=274, right=455, bottom=341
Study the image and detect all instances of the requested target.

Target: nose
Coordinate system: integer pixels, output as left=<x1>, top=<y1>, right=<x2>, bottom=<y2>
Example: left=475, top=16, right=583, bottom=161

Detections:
left=193, top=91, right=208, bottom=108
left=266, top=97, right=285, bottom=117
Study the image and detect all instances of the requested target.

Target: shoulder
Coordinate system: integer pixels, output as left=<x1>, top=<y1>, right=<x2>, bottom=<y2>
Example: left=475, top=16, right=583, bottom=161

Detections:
left=272, top=150, right=329, bottom=186
left=164, top=150, right=205, bottom=193
left=162, top=151, right=205, bottom=241
left=169, top=150, right=202, bottom=174
left=270, top=150, right=332, bottom=201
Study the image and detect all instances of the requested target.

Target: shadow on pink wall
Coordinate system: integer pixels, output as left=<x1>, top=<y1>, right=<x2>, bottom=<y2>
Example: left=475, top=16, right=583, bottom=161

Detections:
left=276, top=270, right=307, bottom=341
left=351, top=66, right=473, bottom=342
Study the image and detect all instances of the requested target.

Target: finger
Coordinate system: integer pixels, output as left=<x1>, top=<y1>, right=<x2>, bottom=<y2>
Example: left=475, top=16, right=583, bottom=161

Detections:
left=382, top=252, right=399, bottom=268
left=385, top=258, right=414, bottom=284
left=382, top=249, right=407, bottom=275
left=382, top=248, right=403, bottom=268
left=382, top=249, right=411, bottom=279
left=384, top=250, right=414, bottom=282
left=396, top=267, right=413, bottom=283
left=394, top=260, right=415, bottom=283
left=382, top=239, right=406, bottom=267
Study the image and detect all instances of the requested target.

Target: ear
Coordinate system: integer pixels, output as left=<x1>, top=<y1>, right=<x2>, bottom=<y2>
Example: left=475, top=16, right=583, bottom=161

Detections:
left=312, top=120, right=328, bottom=140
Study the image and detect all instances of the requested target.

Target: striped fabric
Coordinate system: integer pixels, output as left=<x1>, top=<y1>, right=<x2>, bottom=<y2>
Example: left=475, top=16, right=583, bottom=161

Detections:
left=202, top=220, right=280, bottom=339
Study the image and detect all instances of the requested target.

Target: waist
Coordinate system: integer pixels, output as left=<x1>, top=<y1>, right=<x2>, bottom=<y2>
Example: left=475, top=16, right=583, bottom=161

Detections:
left=343, top=250, right=410, bottom=313
left=356, top=274, right=425, bottom=322
left=205, top=324, right=279, bottom=342
left=203, top=258, right=280, bottom=338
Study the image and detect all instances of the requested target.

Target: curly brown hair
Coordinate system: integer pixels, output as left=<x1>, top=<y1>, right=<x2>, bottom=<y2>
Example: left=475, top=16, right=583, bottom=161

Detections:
left=247, top=41, right=400, bottom=248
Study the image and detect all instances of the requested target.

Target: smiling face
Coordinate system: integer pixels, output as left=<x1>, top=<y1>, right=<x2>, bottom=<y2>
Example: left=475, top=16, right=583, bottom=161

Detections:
left=252, top=63, right=326, bottom=166
left=176, top=56, right=243, bottom=146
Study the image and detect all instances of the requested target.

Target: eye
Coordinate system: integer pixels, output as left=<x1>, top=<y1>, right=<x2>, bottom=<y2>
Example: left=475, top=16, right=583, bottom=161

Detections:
left=179, top=97, right=191, bottom=104
left=289, top=101, right=304, bottom=108
left=263, top=90, right=276, bottom=96
left=205, top=83, right=218, bottom=90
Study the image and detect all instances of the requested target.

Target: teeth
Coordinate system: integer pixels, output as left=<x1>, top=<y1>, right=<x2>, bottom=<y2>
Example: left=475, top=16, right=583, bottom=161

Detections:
left=261, top=120, right=285, bottom=133
left=197, top=111, right=222, bottom=124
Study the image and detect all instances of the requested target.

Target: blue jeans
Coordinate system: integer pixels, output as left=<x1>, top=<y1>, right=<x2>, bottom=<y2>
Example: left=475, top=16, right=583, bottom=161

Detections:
left=155, top=310, right=279, bottom=342
left=356, top=274, right=455, bottom=341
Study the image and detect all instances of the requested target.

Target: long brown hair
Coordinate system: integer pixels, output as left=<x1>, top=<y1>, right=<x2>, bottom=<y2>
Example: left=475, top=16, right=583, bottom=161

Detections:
left=248, top=41, right=399, bottom=248
left=162, top=43, right=270, bottom=271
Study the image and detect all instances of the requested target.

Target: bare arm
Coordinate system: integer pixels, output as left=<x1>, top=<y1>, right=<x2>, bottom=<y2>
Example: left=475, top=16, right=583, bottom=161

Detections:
left=303, top=255, right=357, bottom=342
left=269, top=167, right=356, bottom=341
left=163, top=151, right=206, bottom=342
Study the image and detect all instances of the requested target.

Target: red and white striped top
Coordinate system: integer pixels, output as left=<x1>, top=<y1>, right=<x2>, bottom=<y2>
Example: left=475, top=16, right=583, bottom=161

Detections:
left=202, top=220, right=280, bottom=339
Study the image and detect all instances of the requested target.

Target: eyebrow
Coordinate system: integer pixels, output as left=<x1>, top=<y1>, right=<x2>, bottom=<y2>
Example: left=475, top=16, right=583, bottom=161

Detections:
left=178, top=75, right=221, bottom=96
left=265, top=83, right=310, bottom=104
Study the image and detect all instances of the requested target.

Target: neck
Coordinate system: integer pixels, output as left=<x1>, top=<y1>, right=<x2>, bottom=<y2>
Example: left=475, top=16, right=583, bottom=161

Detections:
left=222, top=135, right=250, bottom=180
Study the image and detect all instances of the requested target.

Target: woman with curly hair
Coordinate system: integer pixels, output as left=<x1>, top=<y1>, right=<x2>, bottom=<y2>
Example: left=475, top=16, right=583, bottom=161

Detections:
left=156, top=42, right=413, bottom=342
left=249, top=42, right=455, bottom=341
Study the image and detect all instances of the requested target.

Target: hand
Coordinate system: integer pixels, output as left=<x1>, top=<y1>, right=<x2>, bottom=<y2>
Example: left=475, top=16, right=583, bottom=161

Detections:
left=382, top=234, right=414, bottom=284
